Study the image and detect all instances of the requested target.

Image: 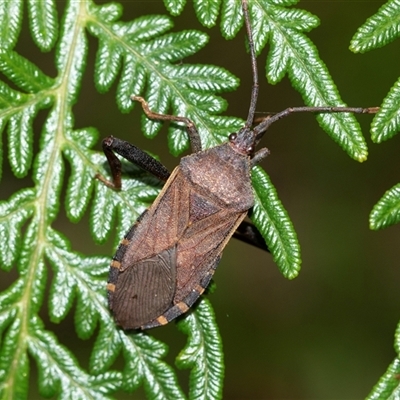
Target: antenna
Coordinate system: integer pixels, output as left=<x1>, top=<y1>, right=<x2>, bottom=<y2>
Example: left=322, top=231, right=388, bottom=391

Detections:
left=242, top=0, right=259, bottom=130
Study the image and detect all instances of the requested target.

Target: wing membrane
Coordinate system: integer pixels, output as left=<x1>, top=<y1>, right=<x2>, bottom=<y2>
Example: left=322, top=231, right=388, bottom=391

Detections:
left=111, top=246, right=177, bottom=329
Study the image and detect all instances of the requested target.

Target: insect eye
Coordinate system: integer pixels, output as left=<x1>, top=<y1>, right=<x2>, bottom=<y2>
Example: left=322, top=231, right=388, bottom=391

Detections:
left=229, top=133, right=237, bottom=141
left=247, top=145, right=255, bottom=154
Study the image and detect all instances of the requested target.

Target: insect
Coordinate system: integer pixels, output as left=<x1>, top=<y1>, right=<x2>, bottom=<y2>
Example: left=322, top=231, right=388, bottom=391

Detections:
left=97, top=0, right=377, bottom=330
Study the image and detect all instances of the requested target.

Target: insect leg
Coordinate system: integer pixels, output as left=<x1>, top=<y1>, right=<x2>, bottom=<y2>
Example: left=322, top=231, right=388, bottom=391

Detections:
left=234, top=221, right=269, bottom=252
left=96, top=136, right=170, bottom=190
left=132, top=95, right=202, bottom=153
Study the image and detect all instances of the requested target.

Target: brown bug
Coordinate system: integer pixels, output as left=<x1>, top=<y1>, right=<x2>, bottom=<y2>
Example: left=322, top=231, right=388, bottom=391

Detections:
left=97, top=0, right=377, bottom=330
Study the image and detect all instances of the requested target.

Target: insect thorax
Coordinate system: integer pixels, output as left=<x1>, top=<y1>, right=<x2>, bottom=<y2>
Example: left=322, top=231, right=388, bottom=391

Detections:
left=180, top=142, right=254, bottom=212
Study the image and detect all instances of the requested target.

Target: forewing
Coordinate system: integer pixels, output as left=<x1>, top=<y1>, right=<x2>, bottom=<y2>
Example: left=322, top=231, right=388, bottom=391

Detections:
left=140, top=194, right=247, bottom=330
left=110, top=246, right=177, bottom=330
left=175, top=207, right=247, bottom=302
left=120, top=167, right=189, bottom=268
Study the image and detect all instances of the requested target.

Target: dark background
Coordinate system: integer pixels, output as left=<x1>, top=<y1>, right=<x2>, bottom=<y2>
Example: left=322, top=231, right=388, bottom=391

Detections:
left=2, top=1, right=399, bottom=399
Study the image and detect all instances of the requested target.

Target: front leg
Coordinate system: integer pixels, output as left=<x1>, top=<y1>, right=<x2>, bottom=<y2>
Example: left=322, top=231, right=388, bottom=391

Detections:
left=96, top=136, right=171, bottom=189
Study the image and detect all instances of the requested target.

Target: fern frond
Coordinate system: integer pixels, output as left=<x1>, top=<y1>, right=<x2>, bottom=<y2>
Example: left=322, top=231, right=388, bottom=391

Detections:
left=370, top=183, right=400, bottom=230
left=27, top=0, right=59, bottom=51
left=350, top=3, right=400, bottom=397
left=350, top=1, right=400, bottom=145
left=350, top=0, right=400, bottom=53
left=366, top=357, right=400, bottom=400
left=240, top=2, right=368, bottom=162
left=0, top=0, right=23, bottom=50
left=251, top=166, right=301, bottom=279
left=177, top=298, right=224, bottom=400
left=87, top=6, right=241, bottom=156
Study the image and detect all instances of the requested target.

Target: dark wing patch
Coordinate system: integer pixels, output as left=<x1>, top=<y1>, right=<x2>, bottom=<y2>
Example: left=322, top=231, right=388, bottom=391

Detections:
left=111, top=246, right=177, bottom=330
left=141, top=257, right=220, bottom=330
left=189, top=191, right=221, bottom=223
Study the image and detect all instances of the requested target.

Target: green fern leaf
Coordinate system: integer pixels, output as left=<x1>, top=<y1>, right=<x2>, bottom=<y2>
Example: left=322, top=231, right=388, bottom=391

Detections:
left=90, top=2, right=123, bottom=23
left=0, top=319, right=29, bottom=399
left=350, top=0, right=400, bottom=53
left=46, top=230, right=108, bottom=332
left=122, top=15, right=173, bottom=41
left=91, top=181, right=119, bottom=244
left=0, top=77, right=25, bottom=107
left=95, top=37, right=123, bottom=93
left=366, top=357, right=400, bottom=400
left=0, top=49, right=54, bottom=92
left=0, top=305, right=17, bottom=340
left=0, top=276, right=25, bottom=310
left=0, top=223, right=48, bottom=398
left=0, top=188, right=35, bottom=270
left=193, top=0, right=221, bottom=28
left=220, top=0, right=243, bottom=39
left=87, top=11, right=240, bottom=155
left=251, top=166, right=301, bottom=279
left=56, top=2, right=88, bottom=102
left=33, top=111, right=65, bottom=222
left=210, top=0, right=367, bottom=161
left=29, top=318, right=122, bottom=399
left=117, top=60, right=147, bottom=111
left=350, top=1, right=400, bottom=146
left=91, top=161, right=161, bottom=245
left=177, top=298, right=224, bottom=400
left=27, top=0, right=59, bottom=52
left=90, top=323, right=122, bottom=375
left=145, top=31, right=209, bottom=61
left=8, top=103, right=37, bottom=178
left=369, top=183, right=400, bottom=230
left=163, top=0, right=186, bottom=16
left=396, top=320, right=400, bottom=356
left=0, top=82, right=33, bottom=181
left=0, top=0, right=23, bottom=50
left=242, top=2, right=367, bottom=161
left=119, top=333, right=186, bottom=398
left=163, top=0, right=221, bottom=27
left=360, top=0, right=400, bottom=382
left=350, top=0, right=400, bottom=241
left=63, top=128, right=99, bottom=222
left=370, top=77, right=400, bottom=143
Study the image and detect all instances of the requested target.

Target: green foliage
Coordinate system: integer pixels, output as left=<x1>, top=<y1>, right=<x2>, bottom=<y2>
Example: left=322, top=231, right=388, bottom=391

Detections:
left=370, top=184, right=400, bottom=230
left=350, top=0, right=400, bottom=53
left=0, top=0, right=391, bottom=399
left=350, top=1, right=400, bottom=398
left=351, top=0, right=400, bottom=146
left=366, top=358, right=400, bottom=400
left=251, top=166, right=300, bottom=280
left=176, top=299, right=224, bottom=400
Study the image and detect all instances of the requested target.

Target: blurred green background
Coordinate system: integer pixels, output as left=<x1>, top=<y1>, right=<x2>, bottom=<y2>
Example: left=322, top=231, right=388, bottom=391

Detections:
left=2, top=0, right=399, bottom=399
